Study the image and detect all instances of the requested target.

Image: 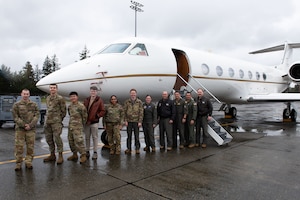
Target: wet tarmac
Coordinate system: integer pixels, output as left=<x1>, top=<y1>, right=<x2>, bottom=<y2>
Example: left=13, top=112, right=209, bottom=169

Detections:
left=0, top=103, right=300, bottom=199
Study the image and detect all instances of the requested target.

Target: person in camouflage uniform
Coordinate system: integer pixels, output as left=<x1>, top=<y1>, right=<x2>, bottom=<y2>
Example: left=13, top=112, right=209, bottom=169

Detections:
left=183, top=92, right=197, bottom=148
left=123, top=89, right=144, bottom=154
left=66, top=92, right=88, bottom=164
left=43, top=84, right=66, bottom=164
left=103, top=95, right=124, bottom=155
left=12, top=89, right=39, bottom=171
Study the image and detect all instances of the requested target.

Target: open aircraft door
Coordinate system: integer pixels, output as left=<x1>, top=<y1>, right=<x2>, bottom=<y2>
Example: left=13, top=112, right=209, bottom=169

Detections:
left=172, top=49, right=190, bottom=93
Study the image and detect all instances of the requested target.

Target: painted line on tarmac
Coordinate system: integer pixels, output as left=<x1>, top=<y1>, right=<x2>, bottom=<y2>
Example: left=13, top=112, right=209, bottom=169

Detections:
left=0, top=151, right=72, bottom=165
left=0, top=143, right=106, bottom=165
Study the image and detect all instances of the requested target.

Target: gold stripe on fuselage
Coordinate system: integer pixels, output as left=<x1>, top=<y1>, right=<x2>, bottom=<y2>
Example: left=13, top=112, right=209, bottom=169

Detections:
left=37, top=74, right=287, bottom=86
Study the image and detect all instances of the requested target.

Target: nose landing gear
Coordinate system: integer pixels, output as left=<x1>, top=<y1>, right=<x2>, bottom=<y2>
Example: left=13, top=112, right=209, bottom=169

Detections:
left=283, top=102, right=297, bottom=122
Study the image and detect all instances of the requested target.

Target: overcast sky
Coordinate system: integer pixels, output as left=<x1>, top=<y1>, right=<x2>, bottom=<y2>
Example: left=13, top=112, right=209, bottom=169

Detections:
left=1, top=0, right=300, bottom=72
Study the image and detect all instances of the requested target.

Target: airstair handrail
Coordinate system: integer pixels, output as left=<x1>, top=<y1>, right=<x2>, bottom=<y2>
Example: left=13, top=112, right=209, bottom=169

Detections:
left=176, top=73, right=197, bottom=93
left=188, top=74, right=222, bottom=104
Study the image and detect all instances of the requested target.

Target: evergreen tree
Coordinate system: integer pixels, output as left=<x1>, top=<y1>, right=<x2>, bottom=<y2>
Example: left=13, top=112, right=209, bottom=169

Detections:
left=10, top=70, right=24, bottom=94
left=19, top=61, right=36, bottom=93
left=0, top=64, right=12, bottom=94
left=23, top=61, right=34, bottom=82
left=51, top=54, right=60, bottom=71
left=79, top=45, right=90, bottom=60
left=34, top=64, right=42, bottom=82
left=42, top=56, right=52, bottom=77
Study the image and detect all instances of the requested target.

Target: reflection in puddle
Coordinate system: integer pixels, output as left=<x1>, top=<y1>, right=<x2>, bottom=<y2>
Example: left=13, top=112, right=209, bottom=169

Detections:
left=215, top=116, right=300, bottom=137
left=212, top=102, right=300, bottom=137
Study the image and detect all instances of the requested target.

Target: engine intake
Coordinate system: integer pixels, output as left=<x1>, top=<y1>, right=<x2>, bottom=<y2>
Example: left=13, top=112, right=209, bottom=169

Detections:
left=288, top=62, right=300, bottom=81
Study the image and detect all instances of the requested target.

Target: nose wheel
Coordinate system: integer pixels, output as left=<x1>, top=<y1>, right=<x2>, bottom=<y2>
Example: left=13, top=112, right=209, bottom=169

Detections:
left=283, top=108, right=297, bottom=122
left=283, top=102, right=297, bottom=122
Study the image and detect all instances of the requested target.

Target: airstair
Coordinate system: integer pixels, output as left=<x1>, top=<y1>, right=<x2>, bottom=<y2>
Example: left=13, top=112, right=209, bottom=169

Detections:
left=208, top=117, right=233, bottom=146
left=175, top=73, right=233, bottom=146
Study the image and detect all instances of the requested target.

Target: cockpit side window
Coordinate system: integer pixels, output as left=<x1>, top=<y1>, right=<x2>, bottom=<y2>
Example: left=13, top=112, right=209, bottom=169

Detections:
left=129, top=43, right=148, bottom=56
left=98, top=43, right=131, bottom=54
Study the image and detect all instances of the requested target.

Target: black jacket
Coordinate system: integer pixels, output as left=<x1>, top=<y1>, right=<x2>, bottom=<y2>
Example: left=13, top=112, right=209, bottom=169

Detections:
left=157, top=99, right=175, bottom=120
left=143, top=102, right=157, bottom=124
left=197, top=96, right=213, bottom=117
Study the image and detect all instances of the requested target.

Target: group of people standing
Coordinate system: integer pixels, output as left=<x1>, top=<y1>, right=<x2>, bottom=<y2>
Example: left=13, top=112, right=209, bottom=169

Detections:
left=156, top=89, right=213, bottom=151
left=12, top=85, right=212, bottom=171
left=13, top=84, right=105, bottom=170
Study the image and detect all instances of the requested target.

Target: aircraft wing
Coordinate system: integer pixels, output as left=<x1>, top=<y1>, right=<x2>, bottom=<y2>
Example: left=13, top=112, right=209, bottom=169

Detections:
left=247, top=93, right=300, bottom=102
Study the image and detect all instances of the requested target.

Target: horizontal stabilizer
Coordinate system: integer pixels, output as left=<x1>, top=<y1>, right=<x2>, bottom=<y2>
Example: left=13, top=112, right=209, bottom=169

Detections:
left=249, top=43, right=300, bottom=54
left=247, top=93, right=300, bottom=102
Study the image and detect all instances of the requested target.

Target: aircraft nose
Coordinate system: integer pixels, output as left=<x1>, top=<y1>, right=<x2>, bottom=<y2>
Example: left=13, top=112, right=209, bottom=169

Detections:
left=36, top=71, right=56, bottom=92
left=36, top=78, right=49, bottom=93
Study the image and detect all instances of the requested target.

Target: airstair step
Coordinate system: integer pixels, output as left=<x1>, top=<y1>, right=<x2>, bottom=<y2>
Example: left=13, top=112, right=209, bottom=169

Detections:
left=207, top=117, right=233, bottom=146
left=223, top=138, right=232, bottom=144
left=212, top=126, right=221, bottom=133
left=218, top=132, right=227, bottom=139
left=208, top=121, right=215, bottom=126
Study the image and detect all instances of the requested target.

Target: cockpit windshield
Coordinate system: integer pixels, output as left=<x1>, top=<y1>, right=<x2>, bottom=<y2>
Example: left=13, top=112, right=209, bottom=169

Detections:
left=98, top=43, right=131, bottom=54
left=128, top=43, right=148, bottom=56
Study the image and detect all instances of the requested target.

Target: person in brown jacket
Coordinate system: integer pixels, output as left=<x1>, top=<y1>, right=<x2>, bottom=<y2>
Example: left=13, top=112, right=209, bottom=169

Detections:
left=83, top=86, right=105, bottom=160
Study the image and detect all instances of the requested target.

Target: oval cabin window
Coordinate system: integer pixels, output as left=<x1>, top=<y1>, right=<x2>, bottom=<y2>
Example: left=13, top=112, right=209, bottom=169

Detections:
left=216, top=66, right=223, bottom=76
left=256, top=72, right=260, bottom=80
left=201, top=63, right=209, bottom=75
left=228, top=68, right=234, bottom=77
left=239, top=69, right=244, bottom=78
left=248, top=71, right=253, bottom=79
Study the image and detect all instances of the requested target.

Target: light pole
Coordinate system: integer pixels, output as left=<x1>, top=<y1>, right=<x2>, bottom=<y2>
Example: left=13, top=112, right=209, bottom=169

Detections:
left=130, top=1, right=144, bottom=37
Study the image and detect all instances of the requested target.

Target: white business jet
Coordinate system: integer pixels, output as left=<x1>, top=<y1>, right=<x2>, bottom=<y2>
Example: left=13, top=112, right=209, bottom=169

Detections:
left=36, top=37, right=300, bottom=121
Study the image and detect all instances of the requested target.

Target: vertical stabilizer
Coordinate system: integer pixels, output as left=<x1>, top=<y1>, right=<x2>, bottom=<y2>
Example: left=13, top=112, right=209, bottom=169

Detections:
left=282, top=42, right=293, bottom=66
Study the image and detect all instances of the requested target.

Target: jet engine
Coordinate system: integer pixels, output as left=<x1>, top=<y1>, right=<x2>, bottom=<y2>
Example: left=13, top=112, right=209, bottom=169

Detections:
left=288, top=62, right=300, bottom=81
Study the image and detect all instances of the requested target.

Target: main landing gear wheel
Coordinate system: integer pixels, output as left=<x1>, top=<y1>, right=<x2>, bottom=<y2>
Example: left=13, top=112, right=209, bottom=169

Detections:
left=225, top=107, right=237, bottom=119
left=230, top=107, right=237, bottom=118
left=283, top=108, right=297, bottom=122
left=101, top=130, right=110, bottom=148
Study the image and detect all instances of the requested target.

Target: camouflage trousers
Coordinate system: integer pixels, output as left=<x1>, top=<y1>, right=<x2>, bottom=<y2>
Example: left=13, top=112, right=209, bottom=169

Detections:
left=68, top=127, right=85, bottom=154
left=44, top=123, right=63, bottom=153
left=106, top=123, right=121, bottom=152
left=15, top=130, right=35, bottom=164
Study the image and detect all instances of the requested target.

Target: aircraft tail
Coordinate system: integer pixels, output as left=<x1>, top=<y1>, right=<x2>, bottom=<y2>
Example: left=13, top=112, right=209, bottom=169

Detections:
left=249, top=42, right=300, bottom=69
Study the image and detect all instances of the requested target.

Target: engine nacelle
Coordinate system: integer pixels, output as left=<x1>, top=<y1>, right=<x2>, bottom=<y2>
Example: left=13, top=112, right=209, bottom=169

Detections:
left=288, top=62, right=300, bottom=81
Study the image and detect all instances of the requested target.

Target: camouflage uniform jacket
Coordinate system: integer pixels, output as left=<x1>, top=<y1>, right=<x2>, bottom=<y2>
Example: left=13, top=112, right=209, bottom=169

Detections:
left=46, top=94, right=66, bottom=124
left=184, top=99, right=197, bottom=120
left=103, top=103, right=124, bottom=126
left=68, top=102, right=87, bottom=128
left=124, top=98, right=144, bottom=123
left=12, top=99, right=40, bottom=131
